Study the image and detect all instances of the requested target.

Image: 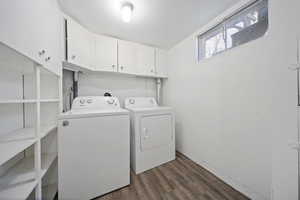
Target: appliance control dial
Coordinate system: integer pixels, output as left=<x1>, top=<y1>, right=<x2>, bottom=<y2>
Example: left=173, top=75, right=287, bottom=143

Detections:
left=129, top=99, right=135, bottom=104
left=79, top=99, right=85, bottom=104
left=87, top=99, right=93, bottom=104
left=107, top=98, right=115, bottom=105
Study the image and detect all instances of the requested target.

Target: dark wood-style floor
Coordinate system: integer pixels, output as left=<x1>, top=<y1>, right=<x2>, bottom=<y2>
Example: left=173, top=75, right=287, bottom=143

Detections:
left=95, top=153, right=250, bottom=200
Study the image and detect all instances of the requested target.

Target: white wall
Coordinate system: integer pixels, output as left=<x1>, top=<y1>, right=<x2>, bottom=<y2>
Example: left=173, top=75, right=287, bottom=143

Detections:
left=164, top=0, right=300, bottom=199
left=78, top=73, right=156, bottom=107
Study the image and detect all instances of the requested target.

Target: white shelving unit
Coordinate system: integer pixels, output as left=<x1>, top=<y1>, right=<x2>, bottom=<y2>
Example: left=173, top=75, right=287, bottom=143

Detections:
left=0, top=99, right=38, bottom=104
left=0, top=43, right=60, bottom=200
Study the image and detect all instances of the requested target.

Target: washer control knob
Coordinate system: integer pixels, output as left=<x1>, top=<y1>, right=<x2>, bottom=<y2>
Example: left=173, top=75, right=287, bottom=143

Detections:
left=107, top=98, right=115, bottom=105
left=87, top=99, right=93, bottom=104
left=79, top=99, right=85, bottom=104
left=129, top=99, right=135, bottom=104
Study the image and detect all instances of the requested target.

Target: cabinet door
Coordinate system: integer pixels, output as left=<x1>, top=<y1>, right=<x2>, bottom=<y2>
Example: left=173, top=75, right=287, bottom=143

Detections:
left=93, top=34, right=118, bottom=72
left=155, top=49, right=168, bottom=77
left=136, top=44, right=156, bottom=76
left=140, top=114, right=173, bottom=151
left=67, top=19, right=93, bottom=70
left=0, top=0, right=62, bottom=75
left=0, top=0, right=44, bottom=64
left=118, top=40, right=137, bottom=74
left=40, top=0, right=62, bottom=75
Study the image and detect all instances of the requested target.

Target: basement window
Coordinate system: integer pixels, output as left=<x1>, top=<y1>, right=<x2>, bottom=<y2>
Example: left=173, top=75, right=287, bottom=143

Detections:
left=198, top=0, right=268, bottom=61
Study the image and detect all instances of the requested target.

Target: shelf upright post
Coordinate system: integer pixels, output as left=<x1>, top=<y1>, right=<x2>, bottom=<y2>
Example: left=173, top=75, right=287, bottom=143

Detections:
left=34, top=65, right=42, bottom=200
left=156, top=78, right=162, bottom=105
left=59, top=66, right=63, bottom=113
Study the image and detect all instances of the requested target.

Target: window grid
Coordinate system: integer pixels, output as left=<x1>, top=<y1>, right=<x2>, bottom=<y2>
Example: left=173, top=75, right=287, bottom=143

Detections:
left=198, top=0, right=268, bottom=61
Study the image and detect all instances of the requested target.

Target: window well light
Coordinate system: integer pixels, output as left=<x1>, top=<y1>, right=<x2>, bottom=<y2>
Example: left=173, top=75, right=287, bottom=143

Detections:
left=121, top=2, right=134, bottom=23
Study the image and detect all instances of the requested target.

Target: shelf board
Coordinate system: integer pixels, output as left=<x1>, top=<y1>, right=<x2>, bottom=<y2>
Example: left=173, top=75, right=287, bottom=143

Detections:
left=0, top=99, right=60, bottom=104
left=0, top=180, right=38, bottom=200
left=0, top=154, right=57, bottom=200
left=0, top=99, right=37, bottom=104
left=0, top=139, right=36, bottom=166
left=0, top=125, right=57, bottom=142
left=0, top=125, right=57, bottom=166
left=42, top=183, right=57, bottom=200
left=0, top=153, right=57, bottom=187
left=0, top=128, right=36, bottom=143
left=40, top=124, right=57, bottom=139
left=63, top=61, right=168, bottom=79
left=0, top=156, right=35, bottom=186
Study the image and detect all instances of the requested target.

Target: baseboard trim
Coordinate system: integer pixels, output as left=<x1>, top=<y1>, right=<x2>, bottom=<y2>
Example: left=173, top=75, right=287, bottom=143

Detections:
left=177, top=151, right=267, bottom=200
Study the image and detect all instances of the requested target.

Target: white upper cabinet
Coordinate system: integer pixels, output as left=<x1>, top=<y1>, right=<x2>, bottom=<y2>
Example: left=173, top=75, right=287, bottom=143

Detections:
left=0, top=0, right=42, bottom=63
left=118, top=40, right=137, bottom=74
left=64, top=18, right=168, bottom=78
left=136, top=44, right=156, bottom=76
left=40, top=0, right=62, bottom=75
left=0, top=0, right=62, bottom=75
left=155, top=49, right=168, bottom=77
left=67, top=19, right=93, bottom=70
left=93, top=34, right=118, bottom=72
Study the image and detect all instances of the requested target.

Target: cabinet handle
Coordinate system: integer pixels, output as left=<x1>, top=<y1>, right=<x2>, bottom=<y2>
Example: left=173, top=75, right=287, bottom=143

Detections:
left=38, top=50, right=45, bottom=56
left=63, top=120, right=69, bottom=127
left=120, top=66, right=124, bottom=70
left=112, top=65, right=115, bottom=68
left=143, top=128, right=149, bottom=139
left=45, top=57, right=51, bottom=62
left=71, top=55, right=76, bottom=60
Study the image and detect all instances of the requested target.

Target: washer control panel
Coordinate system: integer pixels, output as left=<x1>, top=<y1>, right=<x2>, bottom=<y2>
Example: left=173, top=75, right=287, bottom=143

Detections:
left=72, top=96, right=120, bottom=110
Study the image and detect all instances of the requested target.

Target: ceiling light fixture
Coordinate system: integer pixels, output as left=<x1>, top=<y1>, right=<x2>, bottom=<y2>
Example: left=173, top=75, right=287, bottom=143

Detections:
left=121, top=2, right=134, bottom=23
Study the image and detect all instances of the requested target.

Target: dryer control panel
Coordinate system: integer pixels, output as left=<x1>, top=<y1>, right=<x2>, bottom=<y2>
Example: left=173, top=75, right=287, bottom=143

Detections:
left=125, top=97, right=158, bottom=109
left=72, top=96, right=121, bottom=110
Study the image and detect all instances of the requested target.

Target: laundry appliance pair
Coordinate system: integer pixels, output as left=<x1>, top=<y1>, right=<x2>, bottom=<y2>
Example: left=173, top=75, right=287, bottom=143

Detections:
left=58, top=96, right=175, bottom=200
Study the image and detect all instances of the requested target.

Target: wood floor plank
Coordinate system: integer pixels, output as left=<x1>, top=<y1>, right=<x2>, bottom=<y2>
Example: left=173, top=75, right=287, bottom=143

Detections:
left=152, top=168, right=174, bottom=193
left=93, top=153, right=251, bottom=200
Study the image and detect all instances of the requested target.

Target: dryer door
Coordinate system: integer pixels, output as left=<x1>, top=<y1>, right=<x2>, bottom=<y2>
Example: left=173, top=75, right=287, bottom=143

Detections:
left=140, top=114, right=173, bottom=151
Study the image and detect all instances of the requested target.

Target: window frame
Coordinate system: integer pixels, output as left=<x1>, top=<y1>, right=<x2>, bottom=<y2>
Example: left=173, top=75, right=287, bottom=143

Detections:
left=197, top=0, right=268, bottom=62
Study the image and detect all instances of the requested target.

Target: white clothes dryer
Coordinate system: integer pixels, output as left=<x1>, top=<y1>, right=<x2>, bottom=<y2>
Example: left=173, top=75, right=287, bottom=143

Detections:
left=125, top=97, right=175, bottom=174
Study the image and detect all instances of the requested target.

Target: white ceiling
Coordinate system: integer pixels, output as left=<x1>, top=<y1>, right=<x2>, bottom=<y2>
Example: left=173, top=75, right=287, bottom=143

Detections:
left=58, top=0, right=240, bottom=49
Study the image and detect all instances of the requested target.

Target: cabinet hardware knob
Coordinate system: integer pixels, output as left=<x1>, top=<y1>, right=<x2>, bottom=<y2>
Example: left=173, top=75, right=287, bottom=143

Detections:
left=71, top=55, right=76, bottom=60
left=38, top=50, right=45, bottom=56
left=63, top=120, right=69, bottom=127
left=45, top=57, right=51, bottom=62
left=120, top=66, right=124, bottom=70
left=112, top=65, right=115, bottom=68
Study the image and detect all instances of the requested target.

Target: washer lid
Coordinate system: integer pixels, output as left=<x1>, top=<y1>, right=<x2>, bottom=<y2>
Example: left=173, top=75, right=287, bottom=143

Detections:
left=125, top=97, right=158, bottom=109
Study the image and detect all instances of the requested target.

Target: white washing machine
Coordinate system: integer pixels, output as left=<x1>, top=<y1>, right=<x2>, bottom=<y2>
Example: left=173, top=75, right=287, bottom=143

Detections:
left=125, top=97, right=175, bottom=174
left=58, top=96, right=130, bottom=200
